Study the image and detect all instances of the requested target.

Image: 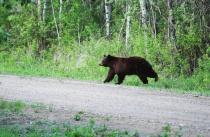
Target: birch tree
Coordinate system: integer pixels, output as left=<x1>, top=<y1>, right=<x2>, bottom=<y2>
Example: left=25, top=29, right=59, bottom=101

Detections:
left=139, top=0, right=147, bottom=31
left=51, top=0, right=60, bottom=47
left=59, top=0, right=62, bottom=20
left=125, top=0, right=132, bottom=56
left=43, top=0, right=47, bottom=22
left=59, top=0, right=62, bottom=43
left=148, top=0, right=156, bottom=38
left=105, top=0, right=111, bottom=40
left=37, top=0, right=47, bottom=52
left=37, top=0, right=41, bottom=20
left=139, top=0, right=148, bottom=54
left=167, top=0, right=176, bottom=51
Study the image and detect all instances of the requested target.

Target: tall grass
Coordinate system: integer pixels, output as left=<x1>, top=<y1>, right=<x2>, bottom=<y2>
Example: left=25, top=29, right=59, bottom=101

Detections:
left=0, top=38, right=209, bottom=95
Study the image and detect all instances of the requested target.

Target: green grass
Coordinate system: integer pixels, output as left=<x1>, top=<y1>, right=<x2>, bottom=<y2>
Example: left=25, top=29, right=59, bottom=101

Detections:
left=0, top=122, right=186, bottom=137
left=31, top=103, right=46, bottom=113
left=0, top=38, right=209, bottom=95
left=48, top=105, right=53, bottom=112
left=73, top=111, right=86, bottom=121
left=0, top=99, right=140, bottom=136
left=1, top=99, right=203, bottom=137
left=31, top=103, right=45, bottom=109
left=0, top=116, right=140, bottom=137
left=105, top=116, right=110, bottom=121
left=74, top=113, right=81, bottom=121
left=1, top=59, right=209, bottom=96
left=0, top=99, right=26, bottom=114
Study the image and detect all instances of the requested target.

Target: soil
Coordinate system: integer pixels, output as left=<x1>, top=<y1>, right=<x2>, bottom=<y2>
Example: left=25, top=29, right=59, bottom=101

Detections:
left=0, top=75, right=210, bottom=136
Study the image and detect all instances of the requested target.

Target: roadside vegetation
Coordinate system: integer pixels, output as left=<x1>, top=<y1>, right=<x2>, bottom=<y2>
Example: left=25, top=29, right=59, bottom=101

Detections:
left=0, top=1, right=209, bottom=135
left=1, top=39, right=209, bottom=96
left=0, top=99, right=186, bottom=137
left=0, top=1, right=210, bottom=96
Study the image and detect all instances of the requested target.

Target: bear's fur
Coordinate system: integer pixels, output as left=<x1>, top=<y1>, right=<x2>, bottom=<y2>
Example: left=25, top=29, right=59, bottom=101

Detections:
left=99, top=55, right=158, bottom=84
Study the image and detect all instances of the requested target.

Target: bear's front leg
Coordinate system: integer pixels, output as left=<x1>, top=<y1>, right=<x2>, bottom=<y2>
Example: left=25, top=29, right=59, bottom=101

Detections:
left=116, top=74, right=125, bottom=84
left=104, top=68, right=116, bottom=83
left=138, top=76, right=148, bottom=84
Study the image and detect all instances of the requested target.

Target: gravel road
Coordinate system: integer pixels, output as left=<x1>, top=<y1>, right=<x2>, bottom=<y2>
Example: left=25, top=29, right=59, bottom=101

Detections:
left=0, top=75, right=210, bottom=136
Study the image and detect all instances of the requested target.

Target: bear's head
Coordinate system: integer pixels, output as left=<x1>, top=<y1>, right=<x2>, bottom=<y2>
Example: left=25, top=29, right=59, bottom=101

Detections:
left=99, top=54, right=114, bottom=67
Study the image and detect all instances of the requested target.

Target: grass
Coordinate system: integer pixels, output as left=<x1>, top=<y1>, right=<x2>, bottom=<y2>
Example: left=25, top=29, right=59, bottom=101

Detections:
left=105, top=116, right=110, bottom=121
left=31, top=103, right=46, bottom=113
left=0, top=101, right=139, bottom=137
left=2, top=122, right=185, bottom=137
left=48, top=104, right=53, bottom=112
left=0, top=40, right=210, bottom=96
left=1, top=60, right=209, bottom=96
left=0, top=123, right=139, bottom=137
left=74, top=113, right=81, bottom=121
left=0, top=99, right=26, bottom=114
left=0, top=99, right=187, bottom=137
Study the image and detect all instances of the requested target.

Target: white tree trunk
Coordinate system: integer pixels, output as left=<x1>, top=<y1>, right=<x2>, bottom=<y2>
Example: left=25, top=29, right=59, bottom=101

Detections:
left=118, top=16, right=126, bottom=41
left=59, top=0, right=62, bottom=20
left=43, top=0, right=47, bottom=22
left=37, top=0, right=42, bottom=51
left=51, top=0, right=60, bottom=47
left=37, top=0, right=41, bottom=21
left=78, top=20, right=81, bottom=45
left=149, top=0, right=156, bottom=38
left=140, top=0, right=147, bottom=27
left=125, top=0, right=132, bottom=56
left=105, top=0, right=111, bottom=40
left=139, top=0, right=148, bottom=54
left=167, top=0, right=177, bottom=51
left=59, top=0, right=62, bottom=42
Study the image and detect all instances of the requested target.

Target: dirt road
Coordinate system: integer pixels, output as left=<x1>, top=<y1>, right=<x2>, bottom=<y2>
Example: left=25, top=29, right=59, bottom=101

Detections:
left=0, top=75, right=210, bottom=136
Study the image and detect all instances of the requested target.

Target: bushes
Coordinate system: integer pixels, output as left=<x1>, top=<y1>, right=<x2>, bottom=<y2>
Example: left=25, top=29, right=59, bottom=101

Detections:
left=0, top=36, right=209, bottom=95
left=1, top=0, right=209, bottom=95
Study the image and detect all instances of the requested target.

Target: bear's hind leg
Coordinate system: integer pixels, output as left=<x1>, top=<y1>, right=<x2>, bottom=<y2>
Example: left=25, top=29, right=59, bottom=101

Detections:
left=116, top=74, right=125, bottom=84
left=104, top=68, right=116, bottom=83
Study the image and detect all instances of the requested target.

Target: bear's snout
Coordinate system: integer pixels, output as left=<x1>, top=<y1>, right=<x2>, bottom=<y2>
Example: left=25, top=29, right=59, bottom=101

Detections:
left=99, top=63, right=103, bottom=66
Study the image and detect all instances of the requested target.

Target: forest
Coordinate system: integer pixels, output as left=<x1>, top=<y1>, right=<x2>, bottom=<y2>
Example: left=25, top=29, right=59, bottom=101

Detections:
left=0, top=0, right=210, bottom=94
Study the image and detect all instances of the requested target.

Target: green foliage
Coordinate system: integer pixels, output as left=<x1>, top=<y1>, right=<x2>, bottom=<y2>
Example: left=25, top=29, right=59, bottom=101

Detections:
left=0, top=99, right=141, bottom=136
left=0, top=100, right=195, bottom=137
left=31, top=103, right=46, bottom=113
left=0, top=121, right=140, bottom=137
left=31, top=103, right=45, bottom=109
left=0, top=99, right=26, bottom=113
left=89, top=118, right=95, bottom=129
left=0, top=0, right=210, bottom=95
left=74, top=111, right=86, bottom=121
left=158, top=124, right=183, bottom=137
left=158, top=124, right=171, bottom=137
left=0, top=124, right=19, bottom=137
left=74, top=113, right=81, bottom=121
left=105, top=116, right=110, bottom=121
left=0, top=37, right=209, bottom=95
left=48, top=105, right=53, bottom=112
left=64, top=119, right=138, bottom=137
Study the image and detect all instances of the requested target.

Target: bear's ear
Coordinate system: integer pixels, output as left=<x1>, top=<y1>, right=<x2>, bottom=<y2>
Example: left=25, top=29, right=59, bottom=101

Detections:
left=107, top=54, right=111, bottom=57
left=103, top=55, right=107, bottom=57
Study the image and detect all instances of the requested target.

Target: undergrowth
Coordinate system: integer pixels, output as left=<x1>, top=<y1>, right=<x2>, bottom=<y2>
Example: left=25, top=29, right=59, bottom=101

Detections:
left=0, top=99, right=186, bottom=137
left=0, top=38, right=209, bottom=95
left=0, top=99, right=26, bottom=114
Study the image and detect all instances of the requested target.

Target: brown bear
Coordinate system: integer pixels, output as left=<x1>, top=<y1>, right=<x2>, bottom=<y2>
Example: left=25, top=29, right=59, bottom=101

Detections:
left=99, top=55, right=158, bottom=84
